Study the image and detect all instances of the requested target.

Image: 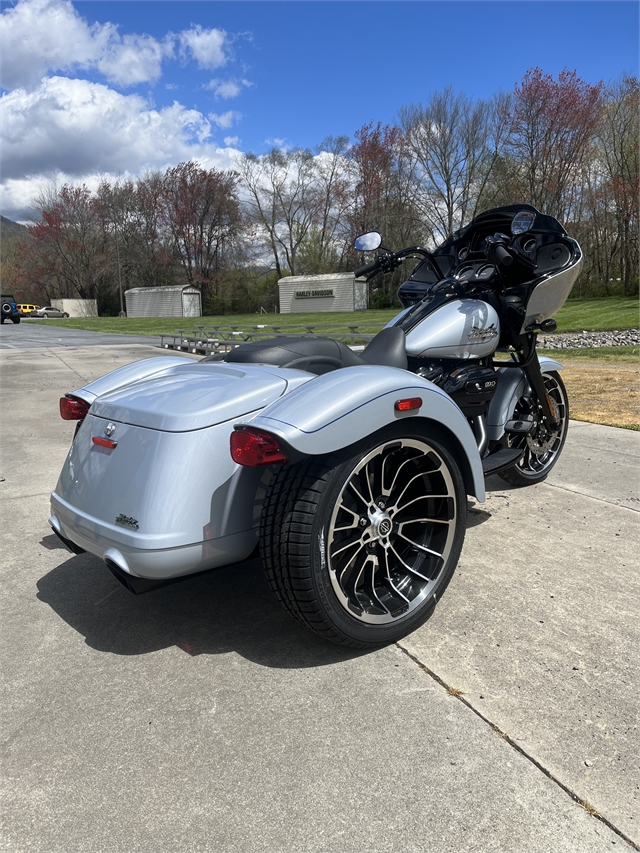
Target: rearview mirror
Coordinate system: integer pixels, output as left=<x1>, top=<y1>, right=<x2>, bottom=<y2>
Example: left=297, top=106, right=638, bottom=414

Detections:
left=354, top=232, right=382, bottom=251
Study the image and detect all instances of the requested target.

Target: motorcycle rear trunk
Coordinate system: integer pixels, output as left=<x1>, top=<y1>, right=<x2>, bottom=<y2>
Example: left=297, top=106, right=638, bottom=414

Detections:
left=50, top=363, right=313, bottom=581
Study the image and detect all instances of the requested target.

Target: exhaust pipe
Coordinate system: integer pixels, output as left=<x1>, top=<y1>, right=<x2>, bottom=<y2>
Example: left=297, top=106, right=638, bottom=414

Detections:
left=49, top=525, right=86, bottom=555
left=104, top=559, right=172, bottom=595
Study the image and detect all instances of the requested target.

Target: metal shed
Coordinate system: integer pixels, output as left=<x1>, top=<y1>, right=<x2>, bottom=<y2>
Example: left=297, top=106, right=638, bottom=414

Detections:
left=278, top=273, right=368, bottom=313
left=124, top=285, right=202, bottom=318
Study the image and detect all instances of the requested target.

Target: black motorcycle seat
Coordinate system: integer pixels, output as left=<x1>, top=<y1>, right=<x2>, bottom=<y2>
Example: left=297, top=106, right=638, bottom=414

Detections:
left=224, top=327, right=407, bottom=375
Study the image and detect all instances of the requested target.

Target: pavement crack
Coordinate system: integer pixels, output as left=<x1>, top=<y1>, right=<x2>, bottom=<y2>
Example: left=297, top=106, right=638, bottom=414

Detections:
left=546, top=481, right=640, bottom=512
left=396, top=642, right=639, bottom=851
left=48, top=348, right=88, bottom=383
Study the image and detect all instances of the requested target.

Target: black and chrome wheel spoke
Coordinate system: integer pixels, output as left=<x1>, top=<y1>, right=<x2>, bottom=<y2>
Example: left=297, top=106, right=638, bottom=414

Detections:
left=510, top=373, right=568, bottom=478
left=327, top=438, right=458, bottom=625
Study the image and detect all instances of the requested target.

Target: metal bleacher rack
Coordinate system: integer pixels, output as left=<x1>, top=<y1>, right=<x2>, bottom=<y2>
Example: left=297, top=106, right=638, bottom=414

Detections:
left=159, top=323, right=387, bottom=356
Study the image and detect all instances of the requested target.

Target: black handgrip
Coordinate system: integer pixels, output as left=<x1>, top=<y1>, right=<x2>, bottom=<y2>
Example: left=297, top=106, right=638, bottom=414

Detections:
left=495, top=245, right=513, bottom=266
left=354, top=260, right=380, bottom=278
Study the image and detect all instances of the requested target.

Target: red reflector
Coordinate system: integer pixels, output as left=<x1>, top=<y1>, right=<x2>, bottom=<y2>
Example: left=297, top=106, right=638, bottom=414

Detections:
left=92, top=437, right=117, bottom=449
left=60, top=395, right=90, bottom=420
left=395, top=397, right=423, bottom=412
left=230, top=428, right=287, bottom=467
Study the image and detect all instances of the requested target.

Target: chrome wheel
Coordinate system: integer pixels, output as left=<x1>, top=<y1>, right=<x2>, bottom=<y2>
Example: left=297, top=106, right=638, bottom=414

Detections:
left=500, top=371, right=569, bottom=486
left=260, top=425, right=466, bottom=648
left=327, top=438, right=459, bottom=625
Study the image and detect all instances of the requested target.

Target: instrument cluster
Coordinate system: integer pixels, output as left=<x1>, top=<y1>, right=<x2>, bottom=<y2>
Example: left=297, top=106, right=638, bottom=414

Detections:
left=454, top=263, right=497, bottom=283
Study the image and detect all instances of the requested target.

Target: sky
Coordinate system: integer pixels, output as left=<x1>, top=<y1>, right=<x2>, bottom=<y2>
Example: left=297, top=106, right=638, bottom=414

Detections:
left=1, top=0, right=638, bottom=222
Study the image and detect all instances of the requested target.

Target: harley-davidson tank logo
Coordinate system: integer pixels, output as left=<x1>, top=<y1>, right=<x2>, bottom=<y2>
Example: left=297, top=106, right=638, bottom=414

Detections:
left=104, top=422, right=117, bottom=437
left=115, top=513, right=139, bottom=530
left=469, top=323, right=498, bottom=341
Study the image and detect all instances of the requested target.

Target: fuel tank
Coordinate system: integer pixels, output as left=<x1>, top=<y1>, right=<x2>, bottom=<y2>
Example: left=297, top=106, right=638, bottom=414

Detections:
left=404, top=299, right=500, bottom=359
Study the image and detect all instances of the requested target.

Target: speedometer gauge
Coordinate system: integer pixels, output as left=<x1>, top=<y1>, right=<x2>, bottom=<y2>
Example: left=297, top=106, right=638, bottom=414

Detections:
left=477, top=264, right=496, bottom=280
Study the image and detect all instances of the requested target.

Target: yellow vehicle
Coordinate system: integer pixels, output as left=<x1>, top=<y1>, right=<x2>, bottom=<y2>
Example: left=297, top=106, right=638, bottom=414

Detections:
left=17, top=303, right=40, bottom=316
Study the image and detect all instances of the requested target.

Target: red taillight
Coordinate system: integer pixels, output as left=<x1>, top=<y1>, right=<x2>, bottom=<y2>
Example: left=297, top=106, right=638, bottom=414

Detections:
left=60, top=395, right=90, bottom=420
left=92, top=437, right=117, bottom=449
left=230, top=428, right=287, bottom=467
left=395, top=397, right=423, bottom=412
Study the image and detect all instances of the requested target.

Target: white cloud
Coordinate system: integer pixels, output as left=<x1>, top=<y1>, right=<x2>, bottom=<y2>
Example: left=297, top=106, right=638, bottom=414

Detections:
left=0, top=0, right=241, bottom=90
left=0, top=76, right=241, bottom=219
left=208, top=110, right=241, bottom=129
left=96, top=32, right=172, bottom=87
left=179, top=25, right=228, bottom=70
left=0, top=0, right=175, bottom=88
left=204, top=77, right=252, bottom=99
left=0, top=0, right=105, bottom=89
left=265, top=138, right=288, bottom=149
left=0, top=1, right=252, bottom=220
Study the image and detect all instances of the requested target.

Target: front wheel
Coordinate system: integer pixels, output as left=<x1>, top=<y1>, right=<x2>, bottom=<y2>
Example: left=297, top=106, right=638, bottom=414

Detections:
left=499, top=371, right=569, bottom=487
left=260, top=425, right=466, bottom=648
left=12, top=316, right=20, bottom=324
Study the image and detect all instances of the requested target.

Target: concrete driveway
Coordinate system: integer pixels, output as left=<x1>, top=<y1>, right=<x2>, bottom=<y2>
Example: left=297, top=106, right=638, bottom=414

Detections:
left=1, top=337, right=638, bottom=852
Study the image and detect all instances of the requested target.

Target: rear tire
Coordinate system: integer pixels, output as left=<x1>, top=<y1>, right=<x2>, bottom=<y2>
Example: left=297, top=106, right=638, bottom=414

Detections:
left=12, top=316, right=20, bottom=324
left=499, top=371, right=569, bottom=487
left=260, top=424, right=466, bottom=648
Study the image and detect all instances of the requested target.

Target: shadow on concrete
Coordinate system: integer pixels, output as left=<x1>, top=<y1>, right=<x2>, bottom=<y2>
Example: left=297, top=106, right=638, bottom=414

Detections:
left=36, top=552, right=365, bottom=669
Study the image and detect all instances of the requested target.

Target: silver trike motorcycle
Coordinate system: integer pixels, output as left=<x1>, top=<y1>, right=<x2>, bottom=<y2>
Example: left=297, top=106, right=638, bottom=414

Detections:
left=50, top=204, right=582, bottom=648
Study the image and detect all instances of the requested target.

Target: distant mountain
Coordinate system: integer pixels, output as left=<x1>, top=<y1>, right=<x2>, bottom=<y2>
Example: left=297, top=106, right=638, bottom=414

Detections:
left=0, top=216, right=29, bottom=241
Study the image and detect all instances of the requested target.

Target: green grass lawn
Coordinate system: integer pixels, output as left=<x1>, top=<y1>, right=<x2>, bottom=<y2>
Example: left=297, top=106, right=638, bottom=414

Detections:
left=537, top=345, right=638, bottom=364
left=25, top=297, right=638, bottom=336
left=553, top=298, right=638, bottom=332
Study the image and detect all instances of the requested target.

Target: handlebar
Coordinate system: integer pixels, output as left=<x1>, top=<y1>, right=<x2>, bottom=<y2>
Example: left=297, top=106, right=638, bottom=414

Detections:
left=494, top=244, right=513, bottom=267
left=485, top=234, right=514, bottom=268
left=354, top=245, right=440, bottom=281
left=354, top=260, right=380, bottom=278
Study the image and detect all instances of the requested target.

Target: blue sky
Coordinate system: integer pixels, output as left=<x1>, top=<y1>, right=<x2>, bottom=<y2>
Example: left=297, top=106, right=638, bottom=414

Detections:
left=76, top=1, right=639, bottom=151
left=1, top=0, right=638, bottom=220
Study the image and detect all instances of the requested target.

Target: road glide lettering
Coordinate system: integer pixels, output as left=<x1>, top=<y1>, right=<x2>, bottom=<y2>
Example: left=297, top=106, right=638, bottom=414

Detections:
left=468, top=323, right=499, bottom=341
left=115, top=513, right=139, bottom=530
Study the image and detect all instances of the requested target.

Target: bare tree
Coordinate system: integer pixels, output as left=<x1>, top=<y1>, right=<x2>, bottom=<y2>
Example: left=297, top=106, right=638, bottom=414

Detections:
left=238, top=147, right=327, bottom=277
left=399, top=89, right=509, bottom=240
left=160, top=161, right=242, bottom=305
left=506, top=68, right=603, bottom=221
left=29, top=184, right=104, bottom=299
left=595, top=74, right=639, bottom=295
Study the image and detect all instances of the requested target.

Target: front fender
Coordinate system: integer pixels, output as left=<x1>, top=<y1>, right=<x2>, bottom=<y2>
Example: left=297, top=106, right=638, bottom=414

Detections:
left=239, top=365, right=485, bottom=501
left=486, top=355, right=564, bottom=440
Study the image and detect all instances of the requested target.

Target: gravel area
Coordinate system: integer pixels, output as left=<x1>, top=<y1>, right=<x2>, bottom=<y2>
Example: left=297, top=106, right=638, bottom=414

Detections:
left=537, top=328, right=639, bottom=348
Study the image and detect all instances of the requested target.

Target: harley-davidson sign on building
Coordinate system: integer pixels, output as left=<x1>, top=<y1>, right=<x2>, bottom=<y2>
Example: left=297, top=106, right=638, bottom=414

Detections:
left=279, top=273, right=368, bottom=313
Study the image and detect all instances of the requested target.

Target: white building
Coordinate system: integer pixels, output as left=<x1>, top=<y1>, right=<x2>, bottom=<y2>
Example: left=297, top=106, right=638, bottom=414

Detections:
left=51, top=299, right=98, bottom=317
left=125, top=285, right=202, bottom=318
left=278, top=273, right=367, bottom=314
